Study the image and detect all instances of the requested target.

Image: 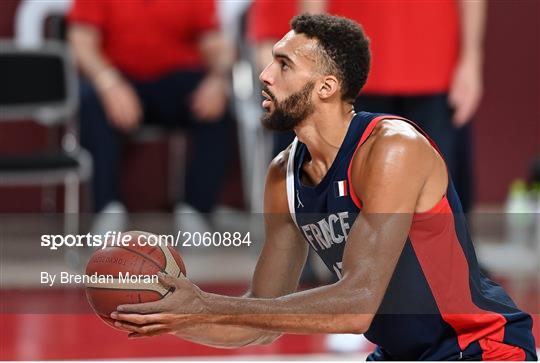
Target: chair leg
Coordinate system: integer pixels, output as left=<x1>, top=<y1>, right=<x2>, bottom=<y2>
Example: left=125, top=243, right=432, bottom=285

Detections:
left=64, top=173, right=85, bottom=270
left=64, top=172, right=79, bottom=235
left=42, top=185, right=57, bottom=212
left=168, top=133, right=187, bottom=206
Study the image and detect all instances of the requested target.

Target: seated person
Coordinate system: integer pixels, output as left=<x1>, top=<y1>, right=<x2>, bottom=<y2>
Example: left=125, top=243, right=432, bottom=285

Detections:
left=67, top=0, right=235, bottom=232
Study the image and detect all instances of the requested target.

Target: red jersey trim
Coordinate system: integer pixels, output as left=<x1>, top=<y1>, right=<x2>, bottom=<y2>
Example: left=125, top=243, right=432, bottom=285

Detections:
left=409, top=199, right=526, bottom=359
left=346, top=115, right=411, bottom=209
left=346, top=114, right=527, bottom=359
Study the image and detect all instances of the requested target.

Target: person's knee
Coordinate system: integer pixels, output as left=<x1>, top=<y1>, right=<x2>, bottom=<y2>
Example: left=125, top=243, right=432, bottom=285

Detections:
left=77, top=77, right=121, bottom=151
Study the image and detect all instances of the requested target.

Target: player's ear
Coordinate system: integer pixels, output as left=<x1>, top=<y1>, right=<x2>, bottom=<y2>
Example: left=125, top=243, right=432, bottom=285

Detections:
left=317, top=75, right=339, bottom=100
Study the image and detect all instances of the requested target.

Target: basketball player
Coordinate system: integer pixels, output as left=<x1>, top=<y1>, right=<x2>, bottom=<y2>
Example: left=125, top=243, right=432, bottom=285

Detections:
left=111, top=14, right=537, bottom=360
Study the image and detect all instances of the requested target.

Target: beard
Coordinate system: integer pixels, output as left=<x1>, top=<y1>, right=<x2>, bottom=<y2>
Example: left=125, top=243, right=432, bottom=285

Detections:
left=261, top=80, right=316, bottom=131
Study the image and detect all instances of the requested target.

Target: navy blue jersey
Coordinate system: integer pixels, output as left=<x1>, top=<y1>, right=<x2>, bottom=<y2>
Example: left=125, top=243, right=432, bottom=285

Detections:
left=286, top=112, right=537, bottom=360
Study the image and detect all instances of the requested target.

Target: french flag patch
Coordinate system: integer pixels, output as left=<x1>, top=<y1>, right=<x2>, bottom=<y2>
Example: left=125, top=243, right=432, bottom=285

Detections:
left=334, top=180, right=348, bottom=198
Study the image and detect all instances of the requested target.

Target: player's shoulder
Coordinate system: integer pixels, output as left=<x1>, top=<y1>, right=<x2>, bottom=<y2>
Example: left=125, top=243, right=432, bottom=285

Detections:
left=264, top=143, right=294, bottom=213
left=366, top=119, right=433, bottom=159
left=350, top=118, right=437, bottom=183
left=267, top=142, right=293, bottom=183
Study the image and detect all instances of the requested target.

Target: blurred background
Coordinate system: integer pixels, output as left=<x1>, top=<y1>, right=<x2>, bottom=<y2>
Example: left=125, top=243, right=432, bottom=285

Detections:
left=0, top=0, right=538, bottom=360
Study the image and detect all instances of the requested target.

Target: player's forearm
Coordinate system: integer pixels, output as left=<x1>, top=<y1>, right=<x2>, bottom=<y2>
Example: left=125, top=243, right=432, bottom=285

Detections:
left=203, top=280, right=372, bottom=334
left=458, top=0, right=487, bottom=62
left=174, top=323, right=280, bottom=349
left=174, top=214, right=402, bottom=335
left=174, top=292, right=281, bottom=348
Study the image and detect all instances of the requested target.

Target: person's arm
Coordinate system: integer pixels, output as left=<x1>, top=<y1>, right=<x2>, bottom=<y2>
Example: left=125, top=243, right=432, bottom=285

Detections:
left=299, top=0, right=327, bottom=14
left=199, top=32, right=236, bottom=80
left=190, top=31, right=235, bottom=122
left=68, top=24, right=142, bottom=131
left=112, top=122, right=440, bottom=335
left=113, top=149, right=309, bottom=347
left=449, top=0, right=487, bottom=126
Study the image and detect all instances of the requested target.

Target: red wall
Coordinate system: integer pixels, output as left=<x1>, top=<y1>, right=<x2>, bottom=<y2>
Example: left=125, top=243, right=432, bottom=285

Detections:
left=0, top=0, right=18, bottom=37
left=475, top=0, right=540, bottom=202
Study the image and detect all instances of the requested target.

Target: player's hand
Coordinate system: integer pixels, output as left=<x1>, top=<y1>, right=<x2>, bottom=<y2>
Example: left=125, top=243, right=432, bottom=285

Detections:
left=99, top=81, right=143, bottom=132
left=191, top=74, right=229, bottom=122
left=448, top=55, right=483, bottom=127
left=110, top=273, right=209, bottom=338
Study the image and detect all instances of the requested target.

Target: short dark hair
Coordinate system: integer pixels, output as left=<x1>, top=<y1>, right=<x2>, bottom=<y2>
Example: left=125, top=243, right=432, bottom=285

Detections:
left=291, top=13, right=370, bottom=102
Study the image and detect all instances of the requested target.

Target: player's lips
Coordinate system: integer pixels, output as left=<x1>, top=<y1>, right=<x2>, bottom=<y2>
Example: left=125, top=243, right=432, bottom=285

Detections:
left=262, top=90, right=273, bottom=109
left=261, top=90, right=274, bottom=101
left=262, top=99, right=272, bottom=109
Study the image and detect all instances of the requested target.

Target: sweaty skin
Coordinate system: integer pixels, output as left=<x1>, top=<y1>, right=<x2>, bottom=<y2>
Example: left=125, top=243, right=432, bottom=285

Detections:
left=110, top=30, right=447, bottom=346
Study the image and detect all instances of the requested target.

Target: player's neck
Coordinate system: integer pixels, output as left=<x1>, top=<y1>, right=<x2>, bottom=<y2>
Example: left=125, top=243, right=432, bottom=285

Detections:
left=294, top=103, right=354, bottom=171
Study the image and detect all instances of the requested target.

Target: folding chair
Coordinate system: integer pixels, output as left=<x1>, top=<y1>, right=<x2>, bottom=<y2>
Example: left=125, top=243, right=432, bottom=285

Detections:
left=0, top=40, right=92, bottom=234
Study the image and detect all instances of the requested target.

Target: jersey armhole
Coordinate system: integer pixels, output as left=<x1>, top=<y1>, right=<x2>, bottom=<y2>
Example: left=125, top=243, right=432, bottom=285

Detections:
left=346, top=115, right=390, bottom=209
left=346, top=115, right=449, bottom=211
left=286, top=138, right=300, bottom=228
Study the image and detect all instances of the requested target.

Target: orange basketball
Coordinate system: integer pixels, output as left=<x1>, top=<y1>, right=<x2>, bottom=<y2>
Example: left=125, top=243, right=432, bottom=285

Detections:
left=85, top=231, right=186, bottom=328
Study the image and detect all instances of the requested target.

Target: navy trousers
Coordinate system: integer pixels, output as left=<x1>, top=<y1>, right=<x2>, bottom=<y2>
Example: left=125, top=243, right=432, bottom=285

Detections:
left=79, top=70, right=232, bottom=213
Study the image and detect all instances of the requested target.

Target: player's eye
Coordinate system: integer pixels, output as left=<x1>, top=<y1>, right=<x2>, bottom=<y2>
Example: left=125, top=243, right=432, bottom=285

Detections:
left=280, top=61, right=290, bottom=71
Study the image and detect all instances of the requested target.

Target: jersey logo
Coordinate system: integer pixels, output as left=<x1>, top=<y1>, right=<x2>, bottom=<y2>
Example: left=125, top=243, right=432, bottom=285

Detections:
left=296, top=189, right=304, bottom=208
left=334, top=180, right=348, bottom=198
left=300, top=211, right=350, bottom=251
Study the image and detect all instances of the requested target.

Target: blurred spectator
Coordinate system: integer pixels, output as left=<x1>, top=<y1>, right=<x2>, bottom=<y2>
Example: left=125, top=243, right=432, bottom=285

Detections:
left=67, top=0, right=235, bottom=231
left=324, top=0, right=487, bottom=213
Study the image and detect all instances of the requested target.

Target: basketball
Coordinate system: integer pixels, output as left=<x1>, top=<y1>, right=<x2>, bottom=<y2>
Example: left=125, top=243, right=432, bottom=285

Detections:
left=85, top=231, right=186, bottom=328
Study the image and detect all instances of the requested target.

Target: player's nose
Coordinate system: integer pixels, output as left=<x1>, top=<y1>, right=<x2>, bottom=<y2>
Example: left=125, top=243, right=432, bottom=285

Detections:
left=259, top=63, right=274, bottom=85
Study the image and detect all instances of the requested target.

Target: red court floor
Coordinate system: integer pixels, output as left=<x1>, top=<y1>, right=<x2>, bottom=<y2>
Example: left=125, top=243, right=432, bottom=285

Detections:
left=1, top=283, right=538, bottom=360
left=2, top=284, right=364, bottom=360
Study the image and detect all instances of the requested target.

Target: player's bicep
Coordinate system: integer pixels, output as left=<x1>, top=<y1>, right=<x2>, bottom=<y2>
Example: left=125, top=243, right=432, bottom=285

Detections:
left=338, top=132, right=429, bottom=315
left=354, top=131, right=428, bottom=214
